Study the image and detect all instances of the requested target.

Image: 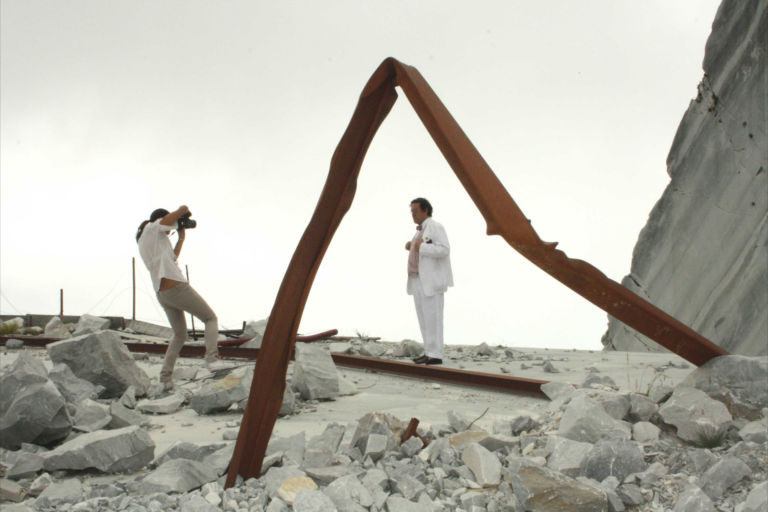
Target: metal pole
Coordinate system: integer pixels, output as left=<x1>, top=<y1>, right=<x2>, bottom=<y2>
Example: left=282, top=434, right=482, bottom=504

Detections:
left=59, top=289, right=63, bottom=316
left=185, top=265, right=197, bottom=339
left=132, top=257, right=136, bottom=321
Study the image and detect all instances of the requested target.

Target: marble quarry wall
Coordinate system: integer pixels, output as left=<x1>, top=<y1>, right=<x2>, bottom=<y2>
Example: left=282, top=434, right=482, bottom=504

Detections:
left=602, top=0, right=767, bottom=356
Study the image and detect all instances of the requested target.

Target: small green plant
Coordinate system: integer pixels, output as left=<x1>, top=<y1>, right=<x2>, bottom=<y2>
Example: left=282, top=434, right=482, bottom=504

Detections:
left=354, top=329, right=369, bottom=340
left=693, top=424, right=726, bottom=448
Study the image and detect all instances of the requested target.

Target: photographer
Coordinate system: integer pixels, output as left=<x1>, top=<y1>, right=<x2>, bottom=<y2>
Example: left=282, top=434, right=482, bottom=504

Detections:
left=136, top=205, right=228, bottom=391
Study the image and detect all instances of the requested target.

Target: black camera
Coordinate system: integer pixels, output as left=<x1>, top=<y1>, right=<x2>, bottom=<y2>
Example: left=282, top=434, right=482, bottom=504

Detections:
left=178, top=212, right=197, bottom=229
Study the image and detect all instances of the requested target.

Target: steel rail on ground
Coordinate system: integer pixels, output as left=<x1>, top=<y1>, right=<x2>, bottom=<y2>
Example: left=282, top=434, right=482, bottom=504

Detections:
left=1, top=335, right=547, bottom=397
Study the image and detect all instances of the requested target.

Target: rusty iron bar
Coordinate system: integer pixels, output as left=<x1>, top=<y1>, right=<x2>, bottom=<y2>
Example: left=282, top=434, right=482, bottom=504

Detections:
left=227, top=57, right=728, bottom=486
left=0, top=335, right=547, bottom=396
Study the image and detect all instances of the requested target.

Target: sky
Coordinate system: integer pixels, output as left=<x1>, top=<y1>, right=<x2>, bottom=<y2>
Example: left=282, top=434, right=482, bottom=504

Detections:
left=1, top=0, right=722, bottom=350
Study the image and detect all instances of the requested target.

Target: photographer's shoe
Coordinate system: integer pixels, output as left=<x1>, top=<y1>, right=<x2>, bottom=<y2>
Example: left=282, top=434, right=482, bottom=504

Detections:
left=424, top=357, right=443, bottom=365
left=412, top=355, right=428, bottom=364
left=160, top=378, right=174, bottom=391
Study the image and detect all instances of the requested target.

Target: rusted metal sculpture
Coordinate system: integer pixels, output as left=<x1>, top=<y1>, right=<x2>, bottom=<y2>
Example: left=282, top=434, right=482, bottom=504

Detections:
left=226, top=57, right=728, bottom=486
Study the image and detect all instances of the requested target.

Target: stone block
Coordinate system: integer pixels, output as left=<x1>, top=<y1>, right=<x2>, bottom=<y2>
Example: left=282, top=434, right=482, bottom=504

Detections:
left=49, top=363, right=104, bottom=404
left=658, top=387, right=732, bottom=443
left=698, top=455, right=750, bottom=500
left=42, top=425, right=154, bottom=473
left=559, top=394, right=630, bottom=443
left=140, top=458, right=219, bottom=493
left=461, top=442, right=501, bottom=487
left=72, top=399, right=112, bottom=432
left=512, top=460, right=607, bottom=511
left=277, top=476, right=317, bottom=505
left=324, top=473, right=374, bottom=511
left=292, top=342, right=340, bottom=400
left=137, top=393, right=185, bottom=414
left=47, top=331, right=150, bottom=397
left=0, top=380, right=71, bottom=449
left=34, top=478, right=82, bottom=509
left=189, top=366, right=252, bottom=415
left=73, top=314, right=110, bottom=336
left=293, top=489, right=339, bottom=512
left=545, top=435, right=593, bottom=477
left=579, top=439, right=647, bottom=483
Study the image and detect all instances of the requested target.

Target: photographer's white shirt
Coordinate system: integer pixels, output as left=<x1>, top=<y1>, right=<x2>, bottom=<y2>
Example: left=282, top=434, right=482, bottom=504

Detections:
left=137, top=220, right=187, bottom=292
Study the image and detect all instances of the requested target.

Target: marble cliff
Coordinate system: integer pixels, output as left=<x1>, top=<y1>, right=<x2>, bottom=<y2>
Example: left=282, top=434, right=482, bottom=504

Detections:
left=603, top=0, right=767, bottom=356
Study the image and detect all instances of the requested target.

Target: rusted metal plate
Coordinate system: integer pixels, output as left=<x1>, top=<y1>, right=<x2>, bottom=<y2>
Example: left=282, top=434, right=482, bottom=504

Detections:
left=226, top=57, right=728, bottom=486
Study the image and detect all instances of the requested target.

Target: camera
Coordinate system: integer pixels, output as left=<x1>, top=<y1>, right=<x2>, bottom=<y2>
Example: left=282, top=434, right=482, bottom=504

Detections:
left=178, top=212, right=197, bottom=229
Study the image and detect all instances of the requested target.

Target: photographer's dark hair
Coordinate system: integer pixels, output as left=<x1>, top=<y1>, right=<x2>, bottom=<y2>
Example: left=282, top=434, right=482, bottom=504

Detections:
left=135, top=208, right=170, bottom=241
left=410, top=197, right=433, bottom=217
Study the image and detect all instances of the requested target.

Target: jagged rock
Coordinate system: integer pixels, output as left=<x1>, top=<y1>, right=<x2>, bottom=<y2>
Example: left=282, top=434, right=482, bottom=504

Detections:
left=350, top=412, right=404, bottom=452
left=0, top=478, right=27, bottom=503
left=304, top=466, right=352, bottom=484
left=362, top=433, right=388, bottom=461
left=601, top=0, right=767, bottom=357
left=473, top=342, right=495, bottom=357
left=293, top=489, right=339, bottom=511
left=73, top=314, right=111, bottom=335
left=34, top=479, right=82, bottom=509
left=511, top=460, right=608, bottom=511
left=479, top=433, right=517, bottom=452
left=263, top=466, right=306, bottom=497
left=698, top=455, right=751, bottom=500
left=627, top=393, right=658, bottom=421
left=108, top=401, right=150, bottom=428
left=543, top=361, right=561, bottom=373
left=72, top=398, right=112, bottom=432
left=359, top=342, right=387, bottom=358
left=393, top=340, right=423, bottom=358
left=680, top=355, right=768, bottom=420
left=44, top=316, right=71, bottom=339
left=292, top=342, right=340, bottom=400
left=581, top=374, right=618, bottom=390
left=658, top=387, right=732, bottom=443
left=47, top=331, right=150, bottom=397
left=674, top=485, right=716, bottom=512
left=541, top=381, right=576, bottom=401
left=739, top=481, right=768, bottom=512
left=140, top=458, right=219, bottom=493
left=545, top=435, right=593, bottom=477
left=391, top=473, right=425, bottom=500
left=28, top=472, right=53, bottom=496
left=739, top=418, right=768, bottom=443
left=329, top=342, right=353, bottom=354
left=42, top=425, right=154, bottom=473
left=241, top=318, right=268, bottom=349
left=449, top=430, right=489, bottom=448
left=2, top=450, right=44, bottom=479
left=616, top=483, right=644, bottom=506
left=5, top=339, right=23, bottom=349
left=462, top=442, right=501, bottom=487
left=559, top=394, right=630, bottom=443
left=631, top=421, right=660, bottom=443
left=137, top=393, right=185, bottom=414
left=201, top=443, right=235, bottom=476
left=1, top=317, right=24, bottom=332
left=385, top=496, right=432, bottom=512
left=447, top=410, right=473, bottom=432
left=0, top=379, right=71, bottom=450
left=119, top=386, right=137, bottom=408
left=580, top=438, right=647, bottom=482
left=324, top=473, right=374, bottom=511
left=277, top=476, right=317, bottom=505
left=0, top=350, right=48, bottom=407
left=267, top=432, right=306, bottom=466
left=153, top=441, right=227, bottom=467
left=48, top=363, right=104, bottom=404
left=279, top=387, right=296, bottom=416
left=189, top=366, right=252, bottom=414
left=401, top=436, right=425, bottom=456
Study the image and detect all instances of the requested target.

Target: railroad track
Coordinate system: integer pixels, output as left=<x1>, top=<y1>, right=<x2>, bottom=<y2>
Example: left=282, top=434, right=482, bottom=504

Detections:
left=1, top=335, right=548, bottom=397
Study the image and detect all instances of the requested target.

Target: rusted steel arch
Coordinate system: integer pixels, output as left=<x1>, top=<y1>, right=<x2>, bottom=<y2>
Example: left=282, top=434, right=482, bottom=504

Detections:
left=226, top=57, right=727, bottom=486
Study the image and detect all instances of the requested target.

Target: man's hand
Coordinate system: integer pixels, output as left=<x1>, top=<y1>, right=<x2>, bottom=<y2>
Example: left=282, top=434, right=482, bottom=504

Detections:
left=405, top=241, right=412, bottom=251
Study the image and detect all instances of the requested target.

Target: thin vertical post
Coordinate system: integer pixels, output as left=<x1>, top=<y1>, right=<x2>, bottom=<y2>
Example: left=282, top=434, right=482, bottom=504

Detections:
left=59, top=289, right=63, bottom=316
left=132, top=257, right=136, bottom=321
left=185, top=265, right=197, bottom=339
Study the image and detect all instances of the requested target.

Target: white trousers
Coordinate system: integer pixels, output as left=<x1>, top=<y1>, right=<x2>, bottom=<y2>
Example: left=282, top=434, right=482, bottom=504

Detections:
left=410, top=275, right=445, bottom=359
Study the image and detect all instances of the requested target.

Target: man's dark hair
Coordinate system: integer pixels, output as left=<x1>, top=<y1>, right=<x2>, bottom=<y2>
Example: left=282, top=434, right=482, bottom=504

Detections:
left=411, top=197, right=433, bottom=217
left=136, top=208, right=170, bottom=241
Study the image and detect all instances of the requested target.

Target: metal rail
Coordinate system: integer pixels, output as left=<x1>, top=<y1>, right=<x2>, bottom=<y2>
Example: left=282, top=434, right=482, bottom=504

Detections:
left=1, top=335, right=547, bottom=396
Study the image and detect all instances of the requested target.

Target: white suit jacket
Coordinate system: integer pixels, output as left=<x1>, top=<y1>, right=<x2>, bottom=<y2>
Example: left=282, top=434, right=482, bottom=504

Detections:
left=407, top=217, right=454, bottom=297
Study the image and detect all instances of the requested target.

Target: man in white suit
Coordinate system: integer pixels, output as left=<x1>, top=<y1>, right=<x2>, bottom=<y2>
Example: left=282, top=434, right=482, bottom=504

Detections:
left=405, top=197, right=453, bottom=365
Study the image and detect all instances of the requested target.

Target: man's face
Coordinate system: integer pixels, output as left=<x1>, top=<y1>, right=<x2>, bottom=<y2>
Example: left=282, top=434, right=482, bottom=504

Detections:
left=410, top=202, right=429, bottom=225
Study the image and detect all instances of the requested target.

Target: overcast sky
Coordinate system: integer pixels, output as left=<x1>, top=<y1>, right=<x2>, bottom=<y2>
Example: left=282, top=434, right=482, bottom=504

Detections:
left=1, top=0, right=721, bottom=350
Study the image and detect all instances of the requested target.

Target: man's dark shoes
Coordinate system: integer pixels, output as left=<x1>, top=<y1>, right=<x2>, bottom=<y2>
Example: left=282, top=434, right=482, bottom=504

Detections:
left=412, top=355, right=428, bottom=364
left=425, top=357, right=442, bottom=365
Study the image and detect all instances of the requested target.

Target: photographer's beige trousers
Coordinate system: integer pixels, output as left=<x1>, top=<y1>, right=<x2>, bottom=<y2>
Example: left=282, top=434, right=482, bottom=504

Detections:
left=410, top=275, right=445, bottom=359
left=156, top=282, right=218, bottom=381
